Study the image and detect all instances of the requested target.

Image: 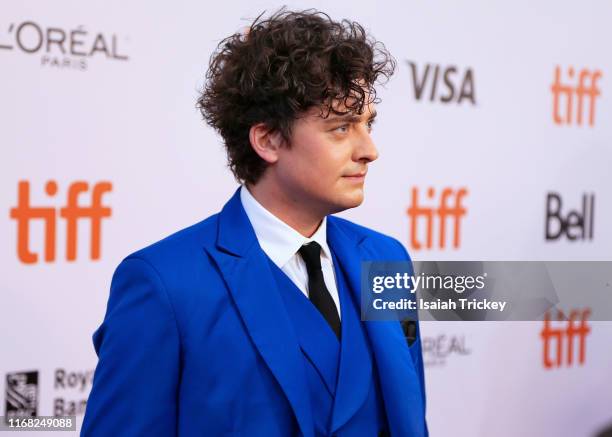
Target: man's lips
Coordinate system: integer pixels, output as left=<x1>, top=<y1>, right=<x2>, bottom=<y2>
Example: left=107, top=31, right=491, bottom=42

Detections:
left=343, top=170, right=367, bottom=178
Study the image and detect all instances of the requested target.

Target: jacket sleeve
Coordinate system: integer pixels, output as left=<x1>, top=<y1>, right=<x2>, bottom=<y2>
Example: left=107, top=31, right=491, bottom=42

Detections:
left=81, top=257, right=180, bottom=436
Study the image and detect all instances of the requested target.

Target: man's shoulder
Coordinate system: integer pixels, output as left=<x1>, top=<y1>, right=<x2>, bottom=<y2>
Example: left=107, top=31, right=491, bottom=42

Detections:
left=122, top=212, right=220, bottom=270
left=328, top=215, right=410, bottom=260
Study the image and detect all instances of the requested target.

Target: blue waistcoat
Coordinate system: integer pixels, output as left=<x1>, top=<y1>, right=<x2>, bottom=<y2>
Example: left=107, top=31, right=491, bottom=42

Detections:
left=267, top=247, right=388, bottom=437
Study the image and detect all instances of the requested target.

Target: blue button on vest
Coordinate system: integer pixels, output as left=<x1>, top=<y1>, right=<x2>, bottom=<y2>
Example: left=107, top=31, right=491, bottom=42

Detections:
left=266, top=247, right=388, bottom=437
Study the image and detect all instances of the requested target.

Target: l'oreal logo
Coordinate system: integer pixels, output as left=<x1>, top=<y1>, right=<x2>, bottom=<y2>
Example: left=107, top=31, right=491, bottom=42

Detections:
left=0, top=20, right=129, bottom=70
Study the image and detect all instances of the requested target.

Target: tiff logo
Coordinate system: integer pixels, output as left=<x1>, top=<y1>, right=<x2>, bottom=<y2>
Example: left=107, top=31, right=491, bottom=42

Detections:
left=9, top=180, right=112, bottom=264
left=406, top=187, right=468, bottom=250
left=551, top=66, right=602, bottom=126
left=540, top=308, right=591, bottom=369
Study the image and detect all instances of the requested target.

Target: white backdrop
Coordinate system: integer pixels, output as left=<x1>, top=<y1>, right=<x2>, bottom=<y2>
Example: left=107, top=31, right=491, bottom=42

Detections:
left=2, top=1, right=612, bottom=436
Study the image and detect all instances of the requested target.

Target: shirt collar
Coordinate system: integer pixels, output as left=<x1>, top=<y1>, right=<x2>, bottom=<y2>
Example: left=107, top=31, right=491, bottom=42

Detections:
left=240, top=185, right=331, bottom=268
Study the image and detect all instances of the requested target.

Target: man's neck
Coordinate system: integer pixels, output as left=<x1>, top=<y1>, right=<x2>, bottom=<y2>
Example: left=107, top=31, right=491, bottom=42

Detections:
left=245, top=182, right=324, bottom=238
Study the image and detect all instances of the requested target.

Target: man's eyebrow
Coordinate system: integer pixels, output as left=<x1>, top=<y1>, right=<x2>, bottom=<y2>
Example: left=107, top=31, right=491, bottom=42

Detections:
left=322, top=110, right=378, bottom=123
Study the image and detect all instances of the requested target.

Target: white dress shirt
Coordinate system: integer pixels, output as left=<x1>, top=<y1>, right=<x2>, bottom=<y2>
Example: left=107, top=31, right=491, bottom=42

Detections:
left=240, top=185, right=341, bottom=318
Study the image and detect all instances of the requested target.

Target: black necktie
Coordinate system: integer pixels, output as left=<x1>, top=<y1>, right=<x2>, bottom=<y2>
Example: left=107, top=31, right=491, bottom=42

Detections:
left=298, top=242, right=341, bottom=340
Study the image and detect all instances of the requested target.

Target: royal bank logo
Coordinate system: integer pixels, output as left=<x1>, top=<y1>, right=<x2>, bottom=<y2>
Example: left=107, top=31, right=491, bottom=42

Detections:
left=5, top=371, right=38, bottom=423
left=53, top=368, right=93, bottom=416
left=0, top=20, right=129, bottom=70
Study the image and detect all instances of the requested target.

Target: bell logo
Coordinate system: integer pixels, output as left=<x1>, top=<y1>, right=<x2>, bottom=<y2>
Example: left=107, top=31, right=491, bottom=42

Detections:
left=540, top=308, right=591, bottom=369
left=9, top=180, right=112, bottom=264
left=406, top=187, right=468, bottom=250
left=545, top=192, right=595, bottom=242
left=551, top=66, right=602, bottom=126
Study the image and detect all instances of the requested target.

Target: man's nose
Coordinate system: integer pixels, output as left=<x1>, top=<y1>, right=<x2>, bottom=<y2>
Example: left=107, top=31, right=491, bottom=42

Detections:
left=354, top=129, right=379, bottom=163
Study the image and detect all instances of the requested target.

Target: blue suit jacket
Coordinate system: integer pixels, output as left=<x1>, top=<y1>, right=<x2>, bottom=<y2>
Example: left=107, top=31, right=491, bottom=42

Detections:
left=82, top=188, right=427, bottom=436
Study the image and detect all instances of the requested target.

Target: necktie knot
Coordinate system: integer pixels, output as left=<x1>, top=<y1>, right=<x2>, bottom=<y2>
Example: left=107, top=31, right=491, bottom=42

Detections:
left=298, top=241, right=322, bottom=272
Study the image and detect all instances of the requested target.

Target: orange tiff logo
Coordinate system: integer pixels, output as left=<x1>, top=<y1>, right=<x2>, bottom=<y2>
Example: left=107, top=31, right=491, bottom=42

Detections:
left=406, top=187, right=468, bottom=250
left=551, top=66, right=602, bottom=126
left=540, top=308, right=591, bottom=369
left=9, top=180, right=112, bottom=264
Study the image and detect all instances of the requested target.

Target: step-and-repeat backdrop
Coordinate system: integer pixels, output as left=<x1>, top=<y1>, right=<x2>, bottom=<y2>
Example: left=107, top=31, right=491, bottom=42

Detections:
left=2, top=1, right=611, bottom=435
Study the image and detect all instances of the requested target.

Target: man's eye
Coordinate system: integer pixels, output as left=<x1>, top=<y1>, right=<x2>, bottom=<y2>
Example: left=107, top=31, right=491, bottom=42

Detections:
left=367, top=119, right=376, bottom=131
left=334, top=124, right=349, bottom=133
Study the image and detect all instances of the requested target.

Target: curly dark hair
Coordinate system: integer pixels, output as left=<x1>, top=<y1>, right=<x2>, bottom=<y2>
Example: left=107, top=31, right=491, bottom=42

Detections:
left=197, top=8, right=396, bottom=185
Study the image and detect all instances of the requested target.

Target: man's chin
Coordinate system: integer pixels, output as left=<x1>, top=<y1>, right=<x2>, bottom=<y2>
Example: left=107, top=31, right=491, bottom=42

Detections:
left=329, top=192, right=364, bottom=214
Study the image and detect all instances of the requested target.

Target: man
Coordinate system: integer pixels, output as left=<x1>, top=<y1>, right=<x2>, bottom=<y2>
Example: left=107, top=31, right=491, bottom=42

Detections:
left=82, top=9, right=427, bottom=437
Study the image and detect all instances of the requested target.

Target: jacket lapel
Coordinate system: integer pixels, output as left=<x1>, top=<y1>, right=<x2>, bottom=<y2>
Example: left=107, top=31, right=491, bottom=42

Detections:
left=328, top=246, right=372, bottom=433
left=204, top=189, right=314, bottom=437
left=327, top=217, right=427, bottom=437
left=268, top=260, right=341, bottom=397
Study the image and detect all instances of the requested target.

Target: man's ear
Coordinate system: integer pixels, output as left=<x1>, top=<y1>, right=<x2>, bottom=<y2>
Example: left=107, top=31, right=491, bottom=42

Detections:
left=249, top=123, right=284, bottom=164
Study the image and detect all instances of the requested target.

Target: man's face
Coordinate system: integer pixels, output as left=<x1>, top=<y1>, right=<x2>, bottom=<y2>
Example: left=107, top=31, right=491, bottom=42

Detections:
left=273, top=97, right=379, bottom=216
